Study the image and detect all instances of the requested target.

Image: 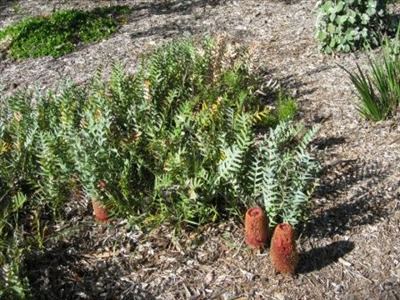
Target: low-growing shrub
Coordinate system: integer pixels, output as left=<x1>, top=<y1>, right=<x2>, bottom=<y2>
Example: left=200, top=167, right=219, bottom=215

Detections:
left=0, top=6, right=130, bottom=59
left=343, top=53, right=400, bottom=121
left=0, top=37, right=319, bottom=229
left=315, top=0, right=387, bottom=53
left=0, top=87, right=83, bottom=298
left=0, top=86, right=85, bottom=211
left=70, top=38, right=309, bottom=225
left=0, top=37, right=320, bottom=295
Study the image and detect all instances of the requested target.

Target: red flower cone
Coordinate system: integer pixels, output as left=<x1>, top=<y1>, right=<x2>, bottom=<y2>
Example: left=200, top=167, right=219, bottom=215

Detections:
left=92, top=199, right=109, bottom=222
left=270, top=223, right=299, bottom=274
left=245, top=207, right=268, bottom=249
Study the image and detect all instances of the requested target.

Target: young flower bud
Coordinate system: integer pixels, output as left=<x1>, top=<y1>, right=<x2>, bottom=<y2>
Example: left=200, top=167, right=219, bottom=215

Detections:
left=270, top=223, right=299, bottom=274
left=92, top=199, right=109, bottom=222
left=245, top=207, right=268, bottom=249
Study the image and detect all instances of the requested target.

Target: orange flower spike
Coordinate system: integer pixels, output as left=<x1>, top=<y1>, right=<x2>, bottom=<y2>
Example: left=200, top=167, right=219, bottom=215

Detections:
left=97, top=179, right=107, bottom=191
left=270, top=223, right=299, bottom=275
left=92, top=199, right=109, bottom=223
left=244, top=207, right=269, bottom=249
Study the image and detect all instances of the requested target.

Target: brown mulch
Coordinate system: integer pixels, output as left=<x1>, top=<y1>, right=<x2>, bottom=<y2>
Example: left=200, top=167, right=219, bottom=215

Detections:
left=1, top=0, right=400, bottom=299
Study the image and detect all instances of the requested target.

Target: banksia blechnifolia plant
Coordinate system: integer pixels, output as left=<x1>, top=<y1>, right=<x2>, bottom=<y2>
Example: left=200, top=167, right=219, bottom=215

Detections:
left=270, top=223, right=299, bottom=274
left=245, top=207, right=268, bottom=249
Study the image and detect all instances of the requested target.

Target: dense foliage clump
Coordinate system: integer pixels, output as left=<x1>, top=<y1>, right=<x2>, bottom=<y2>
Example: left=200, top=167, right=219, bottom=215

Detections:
left=1, top=38, right=316, bottom=228
left=315, top=0, right=387, bottom=53
left=0, top=38, right=319, bottom=297
left=0, top=6, right=130, bottom=59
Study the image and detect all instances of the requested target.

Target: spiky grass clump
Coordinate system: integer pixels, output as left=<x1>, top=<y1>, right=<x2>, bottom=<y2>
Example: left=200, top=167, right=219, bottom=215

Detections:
left=270, top=223, right=299, bottom=274
left=343, top=54, right=400, bottom=121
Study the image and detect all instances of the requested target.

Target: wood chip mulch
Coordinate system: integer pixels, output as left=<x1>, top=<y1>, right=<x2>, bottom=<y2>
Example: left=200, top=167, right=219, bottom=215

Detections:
left=1, top=0, right=400, bottom=299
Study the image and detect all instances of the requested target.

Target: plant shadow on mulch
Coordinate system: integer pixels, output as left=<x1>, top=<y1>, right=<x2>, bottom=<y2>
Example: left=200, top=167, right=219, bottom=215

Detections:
left=0, top=0, right=17, bottom=15
left=135, top=0, right=225, bottom=16
left=313, top=135, right=346, bottom=151
left=130, top=0, right=284, bottom=40
left=127, top=0, right=226, bottom=26
left=255, top=67, right=320, bottom=103
left=388, top=12, right=400, bottom=33
left=25, top=231, right=154, bottom=300
left=281, top=74, right=318, bottom=98
left=297, top=240, right=355, bottom=274
left=303, top=153, right=394, bottom=239
left=130, top=21, right=196, bottom=39
left=295, top=137, right=395, bottom=273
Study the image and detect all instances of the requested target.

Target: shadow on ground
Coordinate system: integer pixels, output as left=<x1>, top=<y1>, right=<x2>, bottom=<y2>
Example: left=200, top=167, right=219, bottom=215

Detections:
left=0, top=0, right=18, bottom=15
left=303, top=158, right=396, bottom=238
left=128, top=0, right=225, bottom=40
left=298, top=240, right=354, bottom=274
left=313, top=136, right=346, bottom=151
left=133, top=0, right=225, bottom=16
left=130, top=21, right=196, bottom=39
left=25, top=227, right=153, bottom=300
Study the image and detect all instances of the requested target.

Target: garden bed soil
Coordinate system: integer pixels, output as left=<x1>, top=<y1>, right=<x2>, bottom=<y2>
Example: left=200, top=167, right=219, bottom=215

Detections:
left=1, top=0, right=400, bottom=299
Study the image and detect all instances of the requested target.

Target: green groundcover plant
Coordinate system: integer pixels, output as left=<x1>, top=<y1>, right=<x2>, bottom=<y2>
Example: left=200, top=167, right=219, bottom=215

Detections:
left=0, top=6, right=131, bottom=59
left=0, top=38, right=320, bottom=297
